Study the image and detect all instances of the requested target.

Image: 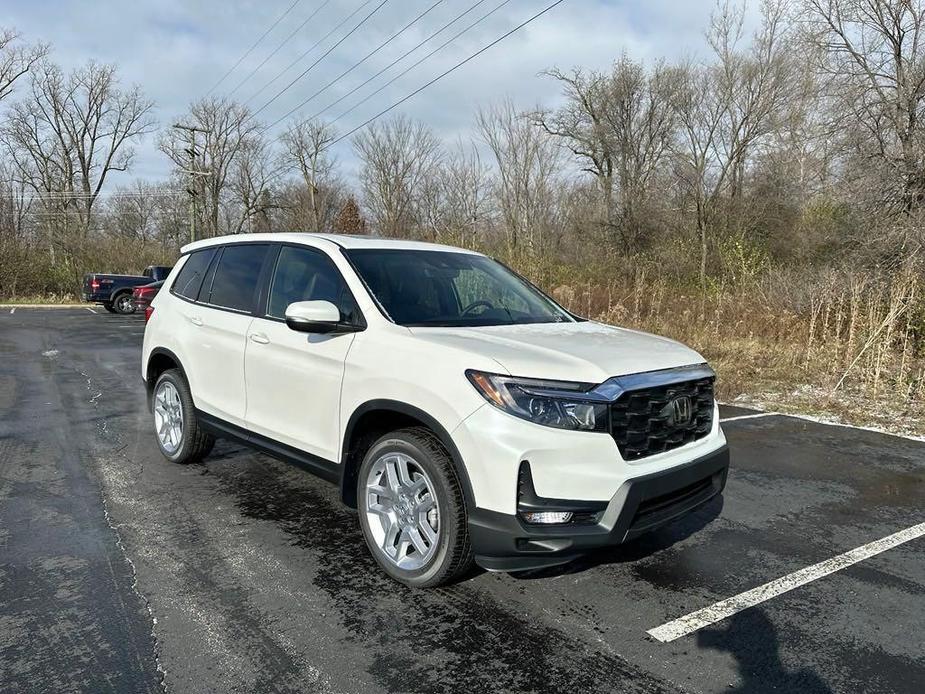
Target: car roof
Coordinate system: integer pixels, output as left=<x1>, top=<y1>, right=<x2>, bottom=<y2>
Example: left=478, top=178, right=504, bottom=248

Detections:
left=180, top=232, right=481, bottom=256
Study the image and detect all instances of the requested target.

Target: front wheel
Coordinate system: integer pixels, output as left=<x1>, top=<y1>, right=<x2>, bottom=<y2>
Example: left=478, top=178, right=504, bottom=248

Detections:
left=152, top=369, right=214, bottom=464
left=113, top=292, right=136, bottom=314
left=357, top=427, right=473, bottom=587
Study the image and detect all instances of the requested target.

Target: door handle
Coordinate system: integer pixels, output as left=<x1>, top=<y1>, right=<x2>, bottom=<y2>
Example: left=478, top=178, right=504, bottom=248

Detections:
left=249, top=333, right=270, bottom=344
left=190, top=316, right=203, bottom=327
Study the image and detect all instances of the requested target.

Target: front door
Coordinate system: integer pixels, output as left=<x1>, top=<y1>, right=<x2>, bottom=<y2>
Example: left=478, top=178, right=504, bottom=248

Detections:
left=244, top=244, right=363, bottom=462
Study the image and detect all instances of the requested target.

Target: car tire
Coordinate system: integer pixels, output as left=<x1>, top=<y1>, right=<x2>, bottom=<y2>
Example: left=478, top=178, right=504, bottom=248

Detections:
left=152, top=369, right=215, bottom=464
left=357, top=427, right=473, bottom=587
left=113, top=292, right=136, bottom=314
left=102, top=302, right=117, bottom=313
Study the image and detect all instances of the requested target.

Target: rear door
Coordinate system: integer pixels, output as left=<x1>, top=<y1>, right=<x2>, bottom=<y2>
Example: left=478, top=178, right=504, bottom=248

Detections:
left=244, top=244, right=363, bottom=461
left=182, top=243, right=270, bottom=426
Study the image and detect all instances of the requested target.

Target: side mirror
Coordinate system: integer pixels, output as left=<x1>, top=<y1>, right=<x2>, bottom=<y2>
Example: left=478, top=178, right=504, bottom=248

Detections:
left=284, top=300, right=360, bottom=334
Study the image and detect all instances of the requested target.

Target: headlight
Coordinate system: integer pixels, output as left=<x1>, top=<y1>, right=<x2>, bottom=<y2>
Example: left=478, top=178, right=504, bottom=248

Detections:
left=466, top=370, right=608, bottom=432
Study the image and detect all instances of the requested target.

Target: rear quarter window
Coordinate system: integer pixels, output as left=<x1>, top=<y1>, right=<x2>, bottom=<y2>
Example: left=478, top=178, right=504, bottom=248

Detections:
left=172, top=249, right=216, bottom=300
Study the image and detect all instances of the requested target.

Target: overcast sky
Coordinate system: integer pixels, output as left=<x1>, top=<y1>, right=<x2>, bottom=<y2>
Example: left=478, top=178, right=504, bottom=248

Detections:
left=4, top=0, right=738, bottom=187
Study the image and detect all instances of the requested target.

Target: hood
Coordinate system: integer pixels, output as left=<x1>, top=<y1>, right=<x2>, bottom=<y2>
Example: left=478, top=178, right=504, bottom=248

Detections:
left=408, top=321, right=705, bottom=383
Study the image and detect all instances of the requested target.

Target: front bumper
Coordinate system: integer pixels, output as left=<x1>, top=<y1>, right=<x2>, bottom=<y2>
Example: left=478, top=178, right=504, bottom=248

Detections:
left=468, top=444, right=729, bottom=571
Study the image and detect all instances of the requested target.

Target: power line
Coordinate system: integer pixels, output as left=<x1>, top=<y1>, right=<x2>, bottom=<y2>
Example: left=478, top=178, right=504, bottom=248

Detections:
left=206, top=0, right=302, bottom=96
left=329, top=0, right=514, bottom=128
left=264, top=0, right=445, bottom=132
left=246, top=0, right=376, bottom=107
left=252, top=0, right=390, bottom=118
left=227, top=1, right=333, bottom=99
left=257, top=0, right=565, bottom=193
left=327, top=0, right=567, bottom=148
left=163, top=0, right=565, bottom=202
left=300, top=0, right=491, bottom=126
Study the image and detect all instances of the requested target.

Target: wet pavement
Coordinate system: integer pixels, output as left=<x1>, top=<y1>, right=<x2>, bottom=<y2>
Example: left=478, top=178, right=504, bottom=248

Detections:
left=1, top=307, right=923, bottom=693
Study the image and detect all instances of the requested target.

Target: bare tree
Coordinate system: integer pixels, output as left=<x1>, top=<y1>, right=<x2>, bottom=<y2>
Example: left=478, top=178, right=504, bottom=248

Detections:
left=0, top=28, right=46, bottom=104
left=604, top=58, right=679, bottom=245
left=439, top=140, right=494, bottom=240
left=805, top=0, right=925, bottom=215
left=160, top=98, right=260, bottom=237
left=0, top=161, right=32, bottom=240
left=226, top=134, right=284, bottom=234
left=66, top=63, right=156, bottom=234
left=1, top=74, right=72, bottom=261
left=535, top=67, right=614, bottom=229
left=477, top=99, right=562, bottom=251
left=1, top=60, right=154, bottom=262
left=353, top=115, right=442, bottom=237
left=280, top=118, right=340, bottom=231
left=538, top=57, right=679, bottom=246
left=672, top=0, right=794, bottom=285
left=102, top=180, right=187, bottom=245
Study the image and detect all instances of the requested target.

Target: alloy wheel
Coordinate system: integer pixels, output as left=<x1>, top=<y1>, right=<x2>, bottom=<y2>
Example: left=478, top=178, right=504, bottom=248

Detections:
left=116, top=294, right=134, bottom=313
left=153, top=380, right=184, bottom=454
left=365, top=452, right=440, bottom=571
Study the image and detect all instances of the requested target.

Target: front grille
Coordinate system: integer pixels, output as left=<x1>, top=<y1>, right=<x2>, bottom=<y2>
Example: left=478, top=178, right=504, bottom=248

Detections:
left=610, top=376, right=714, bottom=461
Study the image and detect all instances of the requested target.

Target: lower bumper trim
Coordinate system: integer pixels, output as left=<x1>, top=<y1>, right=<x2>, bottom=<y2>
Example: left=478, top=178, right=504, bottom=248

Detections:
left=469, top=445, right=729, bottom=572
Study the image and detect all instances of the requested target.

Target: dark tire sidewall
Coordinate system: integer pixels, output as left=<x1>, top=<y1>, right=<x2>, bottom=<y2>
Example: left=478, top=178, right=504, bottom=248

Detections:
left=357, top=435, right=460, bottom=587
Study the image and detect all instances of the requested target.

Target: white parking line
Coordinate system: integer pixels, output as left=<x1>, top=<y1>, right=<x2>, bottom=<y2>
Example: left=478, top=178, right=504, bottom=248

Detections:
left=647, top=521, right=925, bottom=643
left=720, top=412, right=778, bottom=423
left=85, top=307, right=97, bottom=314
left=719, top=404, right=925, bottom=442
left=9, top=307, right=14, bottom=314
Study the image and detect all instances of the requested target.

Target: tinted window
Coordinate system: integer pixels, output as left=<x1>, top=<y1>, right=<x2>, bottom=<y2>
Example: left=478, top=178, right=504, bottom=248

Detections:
left=172, top=249, right=216, bottom=300
left=346, top=249, right=572, bottom=327
left=267, top=245, right=360, bottom=323
left=207, top=244, right=269, bottom=312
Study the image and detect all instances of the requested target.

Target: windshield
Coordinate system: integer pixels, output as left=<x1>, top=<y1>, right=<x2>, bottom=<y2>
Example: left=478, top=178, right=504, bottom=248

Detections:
left=345, top=249, right=575, bottom=327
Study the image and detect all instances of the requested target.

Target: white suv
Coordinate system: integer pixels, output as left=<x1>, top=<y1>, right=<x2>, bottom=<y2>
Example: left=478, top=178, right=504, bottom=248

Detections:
left=143, top=233, right=728, bottom=587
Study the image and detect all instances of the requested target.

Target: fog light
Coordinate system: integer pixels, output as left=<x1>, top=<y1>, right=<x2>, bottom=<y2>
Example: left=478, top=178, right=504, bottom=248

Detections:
left=520, top=511, right=573, bottom=524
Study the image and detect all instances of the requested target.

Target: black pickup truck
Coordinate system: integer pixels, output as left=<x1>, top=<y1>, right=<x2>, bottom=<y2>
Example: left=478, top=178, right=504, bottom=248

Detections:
left=82, top=265, right=173, bottom=314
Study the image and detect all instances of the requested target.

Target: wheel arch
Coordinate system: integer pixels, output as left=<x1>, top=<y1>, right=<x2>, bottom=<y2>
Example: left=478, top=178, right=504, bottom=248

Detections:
left=110, top=286, right=133, bottom=301
left=340, top=400, right=476, bottom=511
left=145, top=347, right=188, bottom=410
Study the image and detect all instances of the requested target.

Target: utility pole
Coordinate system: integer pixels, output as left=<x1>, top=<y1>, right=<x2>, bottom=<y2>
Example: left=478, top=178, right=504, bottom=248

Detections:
left=172, top=123, right=210, bottom=243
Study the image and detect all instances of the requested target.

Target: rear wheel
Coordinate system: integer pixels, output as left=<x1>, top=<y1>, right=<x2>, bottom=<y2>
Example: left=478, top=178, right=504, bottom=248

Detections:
left=102, top=302, right=117, bottom=313
left=113, top=292, right=135, bottom=314
left=357, top=427, right=473, bottom=587
left=152, top=369, right=214, bottom=464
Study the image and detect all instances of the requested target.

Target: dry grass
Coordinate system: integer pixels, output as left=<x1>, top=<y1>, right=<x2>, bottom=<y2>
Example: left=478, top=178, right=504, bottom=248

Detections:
left=5, top=231, right=923, bottom=437
left=534, top=258, right=925, bottom=438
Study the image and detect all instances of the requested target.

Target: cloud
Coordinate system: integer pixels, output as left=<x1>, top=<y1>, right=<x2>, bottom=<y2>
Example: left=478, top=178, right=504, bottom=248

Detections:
left=3, top=0, right=724, bottom=186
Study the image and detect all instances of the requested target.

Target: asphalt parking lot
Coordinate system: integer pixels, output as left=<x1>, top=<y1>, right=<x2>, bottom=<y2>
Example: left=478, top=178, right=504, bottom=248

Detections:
left=1, top=307, right=923, bottom=694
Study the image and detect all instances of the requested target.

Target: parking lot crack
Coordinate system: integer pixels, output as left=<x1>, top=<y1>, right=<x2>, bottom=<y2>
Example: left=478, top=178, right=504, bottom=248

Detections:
left=65, top=359, right=167, bottom=692
left=99, top=476, right=170, bottom=694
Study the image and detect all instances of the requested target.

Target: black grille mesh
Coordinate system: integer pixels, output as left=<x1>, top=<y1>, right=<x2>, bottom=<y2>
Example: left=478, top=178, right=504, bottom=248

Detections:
left=610, top=377, right=714, bottom=461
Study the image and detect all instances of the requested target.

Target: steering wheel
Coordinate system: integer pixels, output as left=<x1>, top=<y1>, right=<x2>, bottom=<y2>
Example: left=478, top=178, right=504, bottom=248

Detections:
left=461, top=300, right=495, bottom=316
